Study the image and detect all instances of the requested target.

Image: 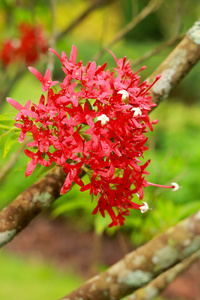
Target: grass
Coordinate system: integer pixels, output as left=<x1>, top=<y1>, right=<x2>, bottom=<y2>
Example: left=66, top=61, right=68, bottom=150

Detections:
left=0, top=251, right=83, bottom=300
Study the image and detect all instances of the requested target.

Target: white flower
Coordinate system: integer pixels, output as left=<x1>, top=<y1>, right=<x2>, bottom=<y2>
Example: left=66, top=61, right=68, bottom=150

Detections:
left=97, top=114, right=109, bottom=126
left=139, top=201, right=149, bottom=213
left=117, top=89, right=129, bottom=101
left=171, top=182, right=180, bottom=192
left=131, top=107, right=142, bottom=117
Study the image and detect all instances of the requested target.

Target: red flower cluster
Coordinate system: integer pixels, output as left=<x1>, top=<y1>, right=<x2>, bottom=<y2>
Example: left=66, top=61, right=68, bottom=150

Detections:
left=8, top=45, right=162, bottom=226
left=0, top=23, right=47, bottom=66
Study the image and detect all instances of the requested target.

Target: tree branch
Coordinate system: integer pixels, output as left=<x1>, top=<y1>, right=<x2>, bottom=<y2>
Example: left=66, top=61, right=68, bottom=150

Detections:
left=0, top=166, right=65, bottom=247
left=59, top=210, right=200, bottom=300
left=0, top=167, right=84, bottom=248
left=147, top=20, right=200, bottom=105
left=126, top=250, right=200, bottom=300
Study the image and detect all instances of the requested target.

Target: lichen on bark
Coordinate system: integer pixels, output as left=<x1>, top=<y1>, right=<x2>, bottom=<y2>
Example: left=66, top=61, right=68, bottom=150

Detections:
left=59, top=211, right=200, bottom=300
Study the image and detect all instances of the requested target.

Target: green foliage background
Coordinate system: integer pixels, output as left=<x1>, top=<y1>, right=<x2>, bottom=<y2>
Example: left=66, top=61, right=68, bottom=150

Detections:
left=0, top=0, right=200, bottom=299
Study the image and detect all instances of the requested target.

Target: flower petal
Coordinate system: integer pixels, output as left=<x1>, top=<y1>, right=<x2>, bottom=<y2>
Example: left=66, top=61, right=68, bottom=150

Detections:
left=70, top=45, right=77, bottom=63
left=28, top=67, right=44, bottom=83
left=6, top=97, right=23, bottom=111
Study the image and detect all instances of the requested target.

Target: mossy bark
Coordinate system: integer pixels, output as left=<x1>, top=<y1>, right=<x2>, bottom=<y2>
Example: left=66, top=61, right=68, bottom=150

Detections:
left=60, top=211, right=200, bottom=300
left=148, top=20, right=200, bottom=105
left=0, top=166, right=67, bottom=247
left=126, top=250, right=200, bottom=300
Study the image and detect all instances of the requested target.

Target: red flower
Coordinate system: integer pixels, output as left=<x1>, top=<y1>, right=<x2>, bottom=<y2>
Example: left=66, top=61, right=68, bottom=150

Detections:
left=7, top=45, right=180, bottom=227
left=0, top=22, right=47, bottom=66
left=28, top=67, right=59, bottom=92
left=0, top=40, right=15, bottom=65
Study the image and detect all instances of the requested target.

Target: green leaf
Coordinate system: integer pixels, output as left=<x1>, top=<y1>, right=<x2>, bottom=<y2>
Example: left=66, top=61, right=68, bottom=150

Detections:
left=3, top=133, right=19, bottom=159
left=85, top=99, right=93, bottom=110
left=79, top=131, right=91, bottom=141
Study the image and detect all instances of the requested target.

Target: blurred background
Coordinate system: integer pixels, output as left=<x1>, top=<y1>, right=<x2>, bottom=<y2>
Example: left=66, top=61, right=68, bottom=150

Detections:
left=0, top=0, right=200, bottom=299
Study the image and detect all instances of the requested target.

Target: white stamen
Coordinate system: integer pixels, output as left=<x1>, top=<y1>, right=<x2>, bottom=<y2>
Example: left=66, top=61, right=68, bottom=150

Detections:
left=97, top=114, right=109, bottom=126
left=131, top=107, right=142, bottom=117
left=117, top=89, right=129, bottom=101
left=139, top=201, right=149, bottom=213
left=171, top=182, right=180, bottom=192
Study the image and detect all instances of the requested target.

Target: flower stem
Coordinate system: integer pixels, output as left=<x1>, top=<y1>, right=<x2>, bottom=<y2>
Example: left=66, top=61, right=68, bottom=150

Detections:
left=147, top=182, right=173, bottom=189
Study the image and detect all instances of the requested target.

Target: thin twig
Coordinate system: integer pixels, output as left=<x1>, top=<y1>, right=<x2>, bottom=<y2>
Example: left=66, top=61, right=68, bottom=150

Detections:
left=98, top=3, right=109, bottom=50
left=0, top=68, right=26, bottom=112
left=92, top=0, right=163, bottom=61
left=47, top=0, right=57, bottom=72
left=132, top=0, right=139, bottom=18
left=131, top=33, right=184, bottom=68
left=173, top=0, right=182, bottom=38
left=89, top=233, right=103, bottom=277
left=56, top=0, right=116, bottom=41
left=116, top=230, right=130, bottom=255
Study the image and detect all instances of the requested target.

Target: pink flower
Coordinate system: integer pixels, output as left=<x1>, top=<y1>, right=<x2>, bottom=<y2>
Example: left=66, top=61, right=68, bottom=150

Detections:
left=28, top=67, right=59, bottom=92
left=7, top=98, right=38, bottom=121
